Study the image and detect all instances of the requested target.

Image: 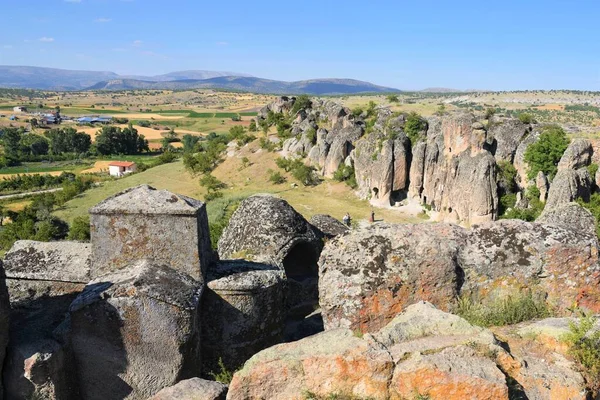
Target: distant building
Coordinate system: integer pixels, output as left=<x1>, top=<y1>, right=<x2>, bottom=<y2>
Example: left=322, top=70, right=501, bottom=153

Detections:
left=77, top=116, right=113, bottom=124
left=108, top=161, right=136, bottom=177
left=13, top=106, right=27, bottom=113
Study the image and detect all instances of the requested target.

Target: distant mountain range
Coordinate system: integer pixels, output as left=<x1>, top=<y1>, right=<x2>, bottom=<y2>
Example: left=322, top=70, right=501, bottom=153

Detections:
left=0, top=66, right=402, bottom=95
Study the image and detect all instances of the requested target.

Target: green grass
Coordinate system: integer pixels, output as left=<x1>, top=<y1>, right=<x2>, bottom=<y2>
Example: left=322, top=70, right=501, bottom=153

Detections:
left=456, top=292, right=551, bottom=327
left=0, top=162, right=89, bottom=175
left=83, top=108, right=126, bottom=114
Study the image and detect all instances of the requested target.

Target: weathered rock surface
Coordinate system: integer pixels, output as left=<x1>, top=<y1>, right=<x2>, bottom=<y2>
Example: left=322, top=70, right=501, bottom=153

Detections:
left=3, top=240, right=91, bottom=303
left=537, top=202, right=597, bottom=237
left=70, top=260, right=203, bottom=400
left=545, top=168, right=591, bottom=211
left=488, top=117, right=531, bottom=162
left=149, top=378, right=227, bottom=400
left=218, top=195, right=322, bottom=274
left=257, top=96, right=294, bottom=117
left=308, top=214, right=349, bottom=238
left=0, top=263, right=10, bottom=400
left=558, top=138, right=593, bottom=171
left=459, top=219, right=600, bottom=313
left=513, top=129, right=540, bottom=189
left=201, top=261, right=285, bottom=373
left=536, top=170, right=549, bottom=202
left=322, top=124, right=363, bottom=178
left=320, top=216, right=600, bottom=332
left=353, top=114, right=411, bottom=205
left=90, top=185, right=212, bottom=281
left=319, top=223, right=467, bottom=332
left=3, top=241, right=89, bottom=400
left=228, top=302, right=588, bottom=400
left=408, top=112, right=499, bottom=224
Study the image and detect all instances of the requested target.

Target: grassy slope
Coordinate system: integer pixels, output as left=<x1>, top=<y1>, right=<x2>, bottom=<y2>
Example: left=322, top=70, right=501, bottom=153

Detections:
left=55, top=140, right=421, bottom=225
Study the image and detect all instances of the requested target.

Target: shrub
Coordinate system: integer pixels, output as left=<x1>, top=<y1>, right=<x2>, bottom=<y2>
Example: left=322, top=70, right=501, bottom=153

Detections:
left=499, top=193, right=517, bottom=215
left=518, top=113, right=535, bottom=124
left=259, top=137, right=277, bottom=152
left=484, top=108, right=496, bottom=119
left=404, top=112, right=427, bottom=145
left=387, top=94, right=399, bottom=103
left=305, top=128, right=317, bottom=144
left=209, top=358, right=234, bottom=384
left=588, top=163, right=599, bottom=179
left=248, top=119, right=257, bottom=132
left=497, top=160, right=518, bottom=193
left=333, top=164, right=357, bottom=189
left=562, top=316, right=600, bottom=389
left=524, top=125, right=570, bottom=180
left=291, top=94, right=312, bottom=115
left=456, top=292, right=550, bottom=327
left=158, top=151, right=178, bottom=164
left=200, top=174, right=226, bottom=201
left=268, top=170, right=286, bottom=184
left=292, top=163, right=319, bottom=186
left=68, top=216, right=90, bottom=241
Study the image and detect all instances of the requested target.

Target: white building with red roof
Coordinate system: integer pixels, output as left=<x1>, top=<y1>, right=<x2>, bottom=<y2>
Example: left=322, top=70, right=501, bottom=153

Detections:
left=108, top=161, right=136, bottom=177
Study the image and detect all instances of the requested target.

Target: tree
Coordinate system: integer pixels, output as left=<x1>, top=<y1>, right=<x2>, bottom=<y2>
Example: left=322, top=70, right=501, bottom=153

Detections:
left=95, top=125, right=147, bottom=155
left=524, top=125, right=570, bottom=180
left=182, top=134, right=201, bottom=152
left=67, top=216, right=90, bottom=241
left=199, top=174, right=226, bottom=201
left=1, top=127, right=23, bottom=161
left=404, top=112, right=427, bottom=145
left=248, top=119, right=257, bottom=132
left=291, top=95, right=312, bottom=115
left=387, top=94, right=399, bottom=103
left=435, top=104, right=447, bottom=116
left=45, top=127, right=91, bottom=155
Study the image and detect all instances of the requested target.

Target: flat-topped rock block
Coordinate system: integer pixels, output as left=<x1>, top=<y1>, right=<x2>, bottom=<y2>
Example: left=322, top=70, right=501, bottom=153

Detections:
left=90, top=185, right=212, bottom=281
left=202, top=260, right=286, bottom=374
left=70, top=260, right=204, bottom=400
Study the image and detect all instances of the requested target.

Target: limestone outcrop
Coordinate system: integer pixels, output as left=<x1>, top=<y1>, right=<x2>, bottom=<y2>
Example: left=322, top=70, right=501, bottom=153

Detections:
left=70, top=260, right=203, bottom=400
left=90, top=185, right=212, bottom=281
left=488, top=117, right=531, bottom=162
left=227, top=302, right=589, bottom=400
left=320, top=217, right=600, bottom=332
left=148, top=378, right=227, bottom=400
left=408, top=112, right=498, bottom=224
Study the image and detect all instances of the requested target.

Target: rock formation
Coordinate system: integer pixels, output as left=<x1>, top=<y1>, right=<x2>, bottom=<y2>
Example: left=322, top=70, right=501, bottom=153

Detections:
left=227, top=302, right=589, bottom=400
left=320, top=211, right=600, bottom=333
left=407, top=113, right=499, bottom=224
left=90, top=185, right=212, bottom=280
left=0, top=263, right=9, bottom=400
left=545, top=139, right=594, bottom=211
left=70, top=260, right=203, bottom=400
left=308, top=214, right=349, bottom=238
left=488, top=116, right=532, bottom=162
left=218, top=195, right=323, bottom=316
left=148, top=378, right=227, bottom=400
left=201, top=261, right=285, bottom=373
left=3, top=241, right=90, bottom=399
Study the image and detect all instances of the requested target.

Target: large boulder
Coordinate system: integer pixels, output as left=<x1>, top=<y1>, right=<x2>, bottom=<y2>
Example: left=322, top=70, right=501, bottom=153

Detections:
left=322, top=124, right=363, bottom=177
left=537, top=202, right=596, bottom=237
left=319, top=223, right=467, bottom=332
left=70, top=260, right=203, bottom=400
left=459, top=219, right=600, bottom=313
left=148, top=378, right=227, bottom=400
left=308, top=214, right=349, bottom=238
left=488, top=117, right=531, bottom=162
left=320, top=214, right=600, bottom=333
left=545, top=168, right=591, bottom=211
left=2, top=240, right=90, bottom=400
left=228, top=302, right=587, bottom=400
left=201, top=261, right=285, bottom=373
left=558, top=138, right=593, bottom=171
left=0, top=263, right=9, bottom=400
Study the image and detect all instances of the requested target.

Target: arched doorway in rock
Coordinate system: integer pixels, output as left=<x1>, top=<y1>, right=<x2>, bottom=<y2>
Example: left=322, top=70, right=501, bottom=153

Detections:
left=372, top=187, right=379, bottom=199
left=282, top=242, right=319, bottom=281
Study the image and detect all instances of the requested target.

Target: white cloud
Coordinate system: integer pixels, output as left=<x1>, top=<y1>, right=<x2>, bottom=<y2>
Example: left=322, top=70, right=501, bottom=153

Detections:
left=95, top=18, right=111, bottom=23
left=216, top=41, right=229, bottom=46
left=39, top=37, right=55, bottom=42
left=132, top=40, right=143, bottom=47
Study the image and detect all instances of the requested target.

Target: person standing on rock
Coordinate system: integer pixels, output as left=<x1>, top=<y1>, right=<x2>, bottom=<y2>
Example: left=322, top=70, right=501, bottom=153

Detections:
left=370, top=210, right=375, bottom=223
left=343, top=212, right=351, bottom=227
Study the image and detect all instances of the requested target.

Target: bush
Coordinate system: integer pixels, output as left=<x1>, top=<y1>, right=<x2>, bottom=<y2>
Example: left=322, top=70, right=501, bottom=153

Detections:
left=275, top=158, right=319, bottom=186
left=68, top=216, right=90, bottom=241
left=209, top=358, right=235, bottom=384
left=497, top=160, right=518, bottom=193
left=562, top=316, right=600, bottom=389
left=158, top=151, right=178, bottom=164
left=248, top=119, right=257, bottom=132
left=456, top=292, right=551, bottom=327
left=259, top=137, right=277, bottom=152
left=387, top=94, right=399, bottom=103
left=404, top=112, right=427, bottom=145
left=518, top=113, right=535, bottom=124
left=499, top=193, right=517, bottom=215
left=588, top=163, right=599, bottom=179
left=291, top=94, right=312, bottom=115
left=200, top=174, right=226, bottom=201
left=524, top=125, right=570, bottom=180
left=305, top=128, right=317, bottom=144
left=268, top=170, right=286, bottom=184
left=333, top=164, right=357, bottom=189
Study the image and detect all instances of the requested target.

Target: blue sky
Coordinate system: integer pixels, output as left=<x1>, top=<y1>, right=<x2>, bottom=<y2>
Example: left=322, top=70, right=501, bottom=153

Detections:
left=0, top=0, right=598, bottom=90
